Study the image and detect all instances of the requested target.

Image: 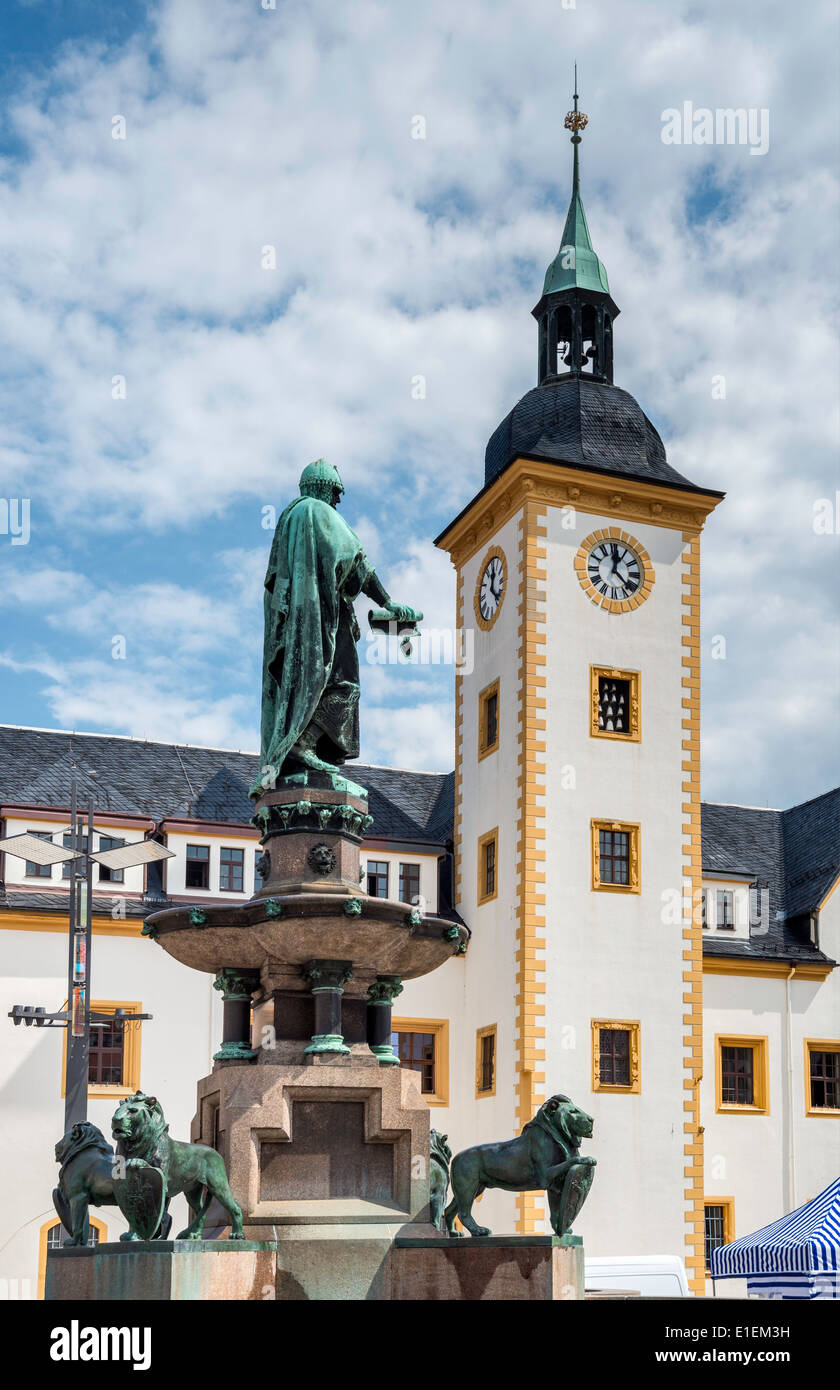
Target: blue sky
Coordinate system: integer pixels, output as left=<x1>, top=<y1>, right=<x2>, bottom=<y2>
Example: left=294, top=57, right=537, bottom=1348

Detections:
left=0, top=0, right=838, bottom=807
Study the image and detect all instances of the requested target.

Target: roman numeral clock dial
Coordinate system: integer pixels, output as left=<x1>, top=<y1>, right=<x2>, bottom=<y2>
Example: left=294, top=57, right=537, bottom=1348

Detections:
left=576, top=528, right=655, bottom=613
left=474, top=546, right=507, bottom=630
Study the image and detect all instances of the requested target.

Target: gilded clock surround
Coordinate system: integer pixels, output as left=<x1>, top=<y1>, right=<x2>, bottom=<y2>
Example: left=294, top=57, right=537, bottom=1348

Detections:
left=474, top=545, right=507, bottom=631
left=575, top=527, right=655, bottom=613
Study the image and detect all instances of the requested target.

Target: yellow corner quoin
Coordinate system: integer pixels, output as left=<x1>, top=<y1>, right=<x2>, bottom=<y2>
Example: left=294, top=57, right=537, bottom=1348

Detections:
left=714, top=1033, right=770, bottom=1116
left=38, top=1215, right=107, bottom=1299
left=590, top=818, right=641, bottom=893
left=804, top=1038, right=840, bottom=1117
left=60, top=999, right=143, bottom=1101
left=478, top=677, right=501, bottom=760
left=681, top=531, right=706, bottom=1295
left=703, top=1196, right=735, bottom=1273
left=476, top=827, right=499, bottom=905
left=514, top=500, right=548, bottom=1233
left=473, top=544, right=508, bottom=631
left=574, top=527, right=655, bottom=613
left=589, top=665, right=641, bottom=742
left=475, top=1023, right=498, bottom=1098
left=591, top=1019, right=641, bottom=1094
left=391, top=1017, right=449, bottom=1107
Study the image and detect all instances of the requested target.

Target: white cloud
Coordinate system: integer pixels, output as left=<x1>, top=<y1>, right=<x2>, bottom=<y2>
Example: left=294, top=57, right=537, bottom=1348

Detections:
left=0, top=0, right=837, bottom=804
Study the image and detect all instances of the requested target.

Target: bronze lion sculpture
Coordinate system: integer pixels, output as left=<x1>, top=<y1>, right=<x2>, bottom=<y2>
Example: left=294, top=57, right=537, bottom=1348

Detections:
left=443, top=1094, right=596, bottom=1238
left=111, top=1091, right=244, bottom=1240
left=53, top=1121, right=120, bottom=1246
left=429, top=1129, right=452, bottom=1231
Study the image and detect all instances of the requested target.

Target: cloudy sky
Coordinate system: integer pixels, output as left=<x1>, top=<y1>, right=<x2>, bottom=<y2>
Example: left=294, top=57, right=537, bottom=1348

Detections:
left=0, top=0, right=837, bottom=809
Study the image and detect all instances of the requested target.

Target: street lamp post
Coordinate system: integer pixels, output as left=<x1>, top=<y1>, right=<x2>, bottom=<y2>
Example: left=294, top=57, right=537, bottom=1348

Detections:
left=2, top=775, right=172, bottom=1131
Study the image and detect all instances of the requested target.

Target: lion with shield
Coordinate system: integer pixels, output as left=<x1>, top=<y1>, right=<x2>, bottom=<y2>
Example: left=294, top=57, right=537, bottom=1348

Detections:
left=443, top=1094, right=596, bottom=1238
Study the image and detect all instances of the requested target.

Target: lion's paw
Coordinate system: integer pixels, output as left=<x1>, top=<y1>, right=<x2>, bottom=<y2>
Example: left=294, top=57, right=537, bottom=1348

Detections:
left=228, top=1232, right=245, bottom=1241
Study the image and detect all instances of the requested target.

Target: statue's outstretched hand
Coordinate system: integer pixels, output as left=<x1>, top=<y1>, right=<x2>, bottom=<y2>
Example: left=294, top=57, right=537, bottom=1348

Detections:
left=384, top=600, right=423, bottom=624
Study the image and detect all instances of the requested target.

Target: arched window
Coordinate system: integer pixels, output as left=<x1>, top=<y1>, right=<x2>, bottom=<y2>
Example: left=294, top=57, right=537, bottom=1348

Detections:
left=38, top=1215, right=107, bottom=1299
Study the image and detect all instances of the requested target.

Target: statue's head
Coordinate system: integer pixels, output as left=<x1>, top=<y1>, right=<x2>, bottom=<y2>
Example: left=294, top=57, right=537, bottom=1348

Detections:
left=299, top=458, right=344, bottom=508
left=111, top=1091, right=167, bottom=1157
left=541, top=1094, right=594, bottom=1146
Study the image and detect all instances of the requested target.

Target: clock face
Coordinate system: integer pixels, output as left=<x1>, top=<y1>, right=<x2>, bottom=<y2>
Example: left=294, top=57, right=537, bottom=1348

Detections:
left=475, top=547, right=507, bottom=629
left=576, top=528, right=655, bottom=613
left=586, top=539, right=643, bottom=601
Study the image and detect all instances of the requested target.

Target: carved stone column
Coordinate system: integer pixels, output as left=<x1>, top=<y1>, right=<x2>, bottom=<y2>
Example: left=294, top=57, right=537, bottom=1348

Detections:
left=213, top=968, right=260, bottom=1061
left=302, top=960, right=354, bottom=1054
left=366, top=976, right=403, bottom=1065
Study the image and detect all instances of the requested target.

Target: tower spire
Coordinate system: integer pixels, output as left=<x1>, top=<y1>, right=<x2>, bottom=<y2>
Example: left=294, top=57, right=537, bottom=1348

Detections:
left=532, top=77, right=619, bottom=384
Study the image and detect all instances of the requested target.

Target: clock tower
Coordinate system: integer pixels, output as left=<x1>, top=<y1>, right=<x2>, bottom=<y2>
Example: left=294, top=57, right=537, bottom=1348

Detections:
left=434, top=92, right=723, bottom=1292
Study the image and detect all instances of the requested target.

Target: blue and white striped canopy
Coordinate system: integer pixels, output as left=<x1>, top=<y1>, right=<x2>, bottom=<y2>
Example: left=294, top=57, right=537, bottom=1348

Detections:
left=711, top=1178, right=840, bottom=1299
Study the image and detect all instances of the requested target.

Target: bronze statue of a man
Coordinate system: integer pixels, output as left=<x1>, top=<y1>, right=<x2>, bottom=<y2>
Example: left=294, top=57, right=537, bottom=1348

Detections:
left=251, top=459, right=419, bottom=797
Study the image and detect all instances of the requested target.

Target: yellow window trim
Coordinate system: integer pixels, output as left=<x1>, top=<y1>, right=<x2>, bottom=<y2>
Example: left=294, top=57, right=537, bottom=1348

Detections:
left=477, top=827, right=499, bottom=905
left=61, top=999, right=143, bottom=1100
left=703, top=1196, right=735, bottom=1273
left=804, top=1038, right=840, bottom=1118
left=478, top=677, right=501, bottom=761
left=475, top=1023, right=498, bottom=1098
left=591, top=1019, right=641, bottom=1094
left=591, top=819, right=641, bottom=894
left=589, top=665, right=641, bottom=742
left=38, top=1214, right=108, bottom=1298
left=391, top=1016, right=449, bottom=1107
left=715, top=1034, right=769, bottom=1116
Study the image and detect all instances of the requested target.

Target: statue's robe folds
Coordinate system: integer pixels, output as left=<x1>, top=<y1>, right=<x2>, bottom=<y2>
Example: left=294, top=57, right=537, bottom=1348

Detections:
left=258, top=496, right=374, bottom=782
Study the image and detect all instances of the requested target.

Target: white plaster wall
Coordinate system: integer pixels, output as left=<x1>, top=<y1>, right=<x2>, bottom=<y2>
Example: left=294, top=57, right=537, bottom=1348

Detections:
left=399, top=512, right=523, bottom=1231
left=539, top=508, right=692, bottom=1259
left=164, top=829, right=259, bottom=898
left=0, top=926, right=221, bottom=1297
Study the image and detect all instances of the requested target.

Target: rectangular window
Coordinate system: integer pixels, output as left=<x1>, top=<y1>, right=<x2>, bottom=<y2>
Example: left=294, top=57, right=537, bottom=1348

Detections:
left=805, top=1041, right=840, bottom=1114
left=590, top=666, right=641, bottom=742
left=717, top=889, right=735, bottom=929
left=394, top=1030, right=435, bottom=1094
left=220, top=847, right=244, bottom=892
left=367, top=860, right=389, bottom=898
left=701, top=890, right=708, bottom=928
left=97, top=836, right=125, bottom=884
left=591, top=820, right=640, bottom=893
left=62, top=1001, right=142, bottom=1100
left=398, top=862, right=420, bottom=905
left=391, top=1017, right=449, bottom=1106
left=62, top=833, right=89, bottom=879
left=89, top=1015, right=126, bottom=1086
left=185, top=844, right=210, bottom=890
left=716, top=1035, right=768, bottom=1114
left=477, top=829, right=498, bottom=904
left=478, top=678, right=500, bottom=759
left=475, top=1024, right=497, bottom=1097
left=704, top=1199, right=734, bottom=1270
left=25, top=830, right=53, bottom=878
left=591, top=1019, right=641, bottom=1093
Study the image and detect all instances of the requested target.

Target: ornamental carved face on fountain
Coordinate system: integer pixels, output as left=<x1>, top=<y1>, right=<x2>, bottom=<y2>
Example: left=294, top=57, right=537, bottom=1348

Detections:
left=308, top=843, right=336, bottom=876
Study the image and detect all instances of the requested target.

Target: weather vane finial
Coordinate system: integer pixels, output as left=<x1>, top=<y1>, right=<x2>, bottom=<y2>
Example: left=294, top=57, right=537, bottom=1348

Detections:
left=564, top=64, right=588, bottom=139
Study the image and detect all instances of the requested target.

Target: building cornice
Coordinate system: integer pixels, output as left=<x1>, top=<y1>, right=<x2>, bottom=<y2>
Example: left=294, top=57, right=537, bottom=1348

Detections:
left=436, top=457, right=724, bottom=566
left=703, top=956, right=834, bottom=981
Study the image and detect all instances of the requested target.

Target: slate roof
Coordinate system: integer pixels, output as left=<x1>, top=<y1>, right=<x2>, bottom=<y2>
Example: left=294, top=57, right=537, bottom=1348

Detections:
left=484, top=375, right=721, bottom=494
left=0, top=726, right=454, bottom=847
left=701, top=791, right=840, bottom=965
left=0, top=726, right=835, bottom=966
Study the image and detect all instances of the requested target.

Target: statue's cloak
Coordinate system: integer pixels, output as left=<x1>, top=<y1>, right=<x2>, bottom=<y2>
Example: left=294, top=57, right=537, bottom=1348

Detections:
left=257, top=496, right=373, bottom=782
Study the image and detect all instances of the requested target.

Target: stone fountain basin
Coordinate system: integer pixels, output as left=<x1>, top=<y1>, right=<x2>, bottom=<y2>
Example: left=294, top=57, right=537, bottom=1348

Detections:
left=143, top=893, right=467, bottom=981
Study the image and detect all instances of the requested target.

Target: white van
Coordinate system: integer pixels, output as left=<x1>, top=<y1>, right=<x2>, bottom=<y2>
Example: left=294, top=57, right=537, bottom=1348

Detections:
left=585, top=1255, right=691, bottom=1298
